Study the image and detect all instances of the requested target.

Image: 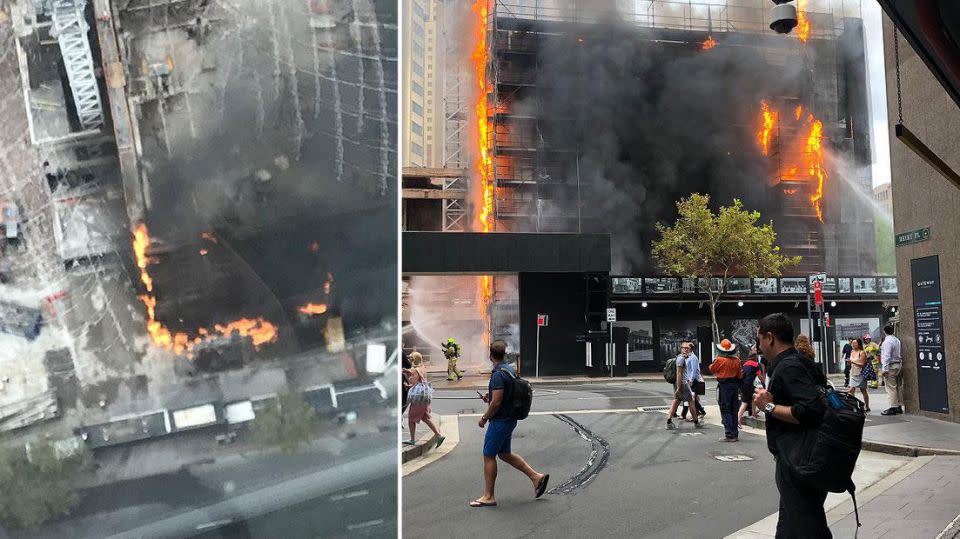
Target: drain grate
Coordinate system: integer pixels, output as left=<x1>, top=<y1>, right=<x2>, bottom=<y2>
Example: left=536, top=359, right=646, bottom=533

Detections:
left=637, top=405, right=671, bottom=412
left=714, top=455, right=754, bottom=462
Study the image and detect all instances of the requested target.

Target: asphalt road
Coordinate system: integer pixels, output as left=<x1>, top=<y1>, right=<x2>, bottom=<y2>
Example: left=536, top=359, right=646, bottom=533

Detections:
left=14, top=428, right=396, bottom=539
left=405, top=382, right=782, bottom=538
left=429, top=382, right=681, bottom=416
left=189, top=475, right=396, bottom=539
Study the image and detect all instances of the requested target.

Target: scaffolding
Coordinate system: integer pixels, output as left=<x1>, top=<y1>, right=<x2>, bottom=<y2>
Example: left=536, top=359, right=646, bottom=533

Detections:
left=50, top=0, right=105, bottom=130
left=440, top=1, right=469, bottom=231
left=475, top=0, right=874, bottom=274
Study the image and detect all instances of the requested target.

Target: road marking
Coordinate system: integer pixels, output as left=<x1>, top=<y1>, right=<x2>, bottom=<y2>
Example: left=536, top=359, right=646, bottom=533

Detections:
left=636, top=405, right=671, bottom=412
left=574, top=396, right=670, bottom=400
left=330, top=489, right=369, bottom=501
left=347, top=519, right=384, bottom=530
left=459, top=408, right=640, bottom=418
left=195, top=519, right=233, bottom=531
left=679, top=432, right=703, bottom=437
left=714, top=455, right=753, bottom=461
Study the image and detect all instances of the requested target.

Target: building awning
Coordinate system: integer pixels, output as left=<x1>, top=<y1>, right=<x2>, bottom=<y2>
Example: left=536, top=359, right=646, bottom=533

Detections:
left=878, top=1, right=960, bottom=110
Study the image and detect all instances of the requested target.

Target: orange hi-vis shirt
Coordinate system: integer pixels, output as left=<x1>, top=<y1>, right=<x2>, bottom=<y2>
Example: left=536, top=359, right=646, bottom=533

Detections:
left=709, top=355, right=743, bottom=380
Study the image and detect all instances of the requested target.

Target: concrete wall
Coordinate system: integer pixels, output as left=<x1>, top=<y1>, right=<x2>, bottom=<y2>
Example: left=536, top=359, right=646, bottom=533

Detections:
left=884, top=17, right=960, bottom=423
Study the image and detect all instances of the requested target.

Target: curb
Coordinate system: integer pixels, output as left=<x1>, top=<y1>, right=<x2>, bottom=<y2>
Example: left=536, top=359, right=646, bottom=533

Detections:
left=742, top=416, right=960, bottom=457
left=401, top=432, right=439, bottom=463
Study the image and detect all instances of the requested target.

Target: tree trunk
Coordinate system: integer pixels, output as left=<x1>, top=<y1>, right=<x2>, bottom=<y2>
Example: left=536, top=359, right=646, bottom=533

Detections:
left=709, top=298, right=719, bottom=349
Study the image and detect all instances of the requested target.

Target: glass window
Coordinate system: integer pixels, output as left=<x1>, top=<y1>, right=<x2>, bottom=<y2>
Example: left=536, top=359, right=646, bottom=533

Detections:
left=412, top=101, right=423, bottom=116
left=412, top=141, right=423, bottom=156
left=411, top=122, right=423, bottom=136
left=412, top=81, right=423, bottom=96
left=412, top=61, right=423, bottom=77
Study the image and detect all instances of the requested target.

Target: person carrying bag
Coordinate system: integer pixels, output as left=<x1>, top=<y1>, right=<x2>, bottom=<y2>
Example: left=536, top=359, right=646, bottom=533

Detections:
left=403, top=352, right=444, bottom=447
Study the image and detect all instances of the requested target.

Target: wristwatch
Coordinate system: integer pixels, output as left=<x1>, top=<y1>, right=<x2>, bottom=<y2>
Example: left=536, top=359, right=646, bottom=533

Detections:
left=764, top=402, right=776, bottom=414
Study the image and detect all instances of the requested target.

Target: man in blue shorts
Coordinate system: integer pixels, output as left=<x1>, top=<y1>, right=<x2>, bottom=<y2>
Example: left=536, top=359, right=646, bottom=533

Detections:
left=470, top=340, right=549, bottom=507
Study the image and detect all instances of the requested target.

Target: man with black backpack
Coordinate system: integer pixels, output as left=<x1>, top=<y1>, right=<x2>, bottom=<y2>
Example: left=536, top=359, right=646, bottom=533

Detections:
left=470, top=340, right=549, bottom=507
left=752, top=313, right=833, bottom=538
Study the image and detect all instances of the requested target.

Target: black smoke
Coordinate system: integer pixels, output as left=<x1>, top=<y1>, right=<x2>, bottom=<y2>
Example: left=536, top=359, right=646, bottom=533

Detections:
left=517, top=19, right=808, bottom=273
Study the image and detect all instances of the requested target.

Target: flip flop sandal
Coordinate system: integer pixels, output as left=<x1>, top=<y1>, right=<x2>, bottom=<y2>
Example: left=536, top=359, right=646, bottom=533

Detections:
left=469, top=499, right=497, bottom=507
left=535, top=474, right=550, bottom=498
left=402, top=440, right=416, bottom=446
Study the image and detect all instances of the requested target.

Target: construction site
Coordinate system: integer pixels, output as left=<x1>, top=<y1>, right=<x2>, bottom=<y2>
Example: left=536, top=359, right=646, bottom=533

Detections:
left=0, top=0, right=396, bottom=533
left=401, top=0, right=894, bottom=375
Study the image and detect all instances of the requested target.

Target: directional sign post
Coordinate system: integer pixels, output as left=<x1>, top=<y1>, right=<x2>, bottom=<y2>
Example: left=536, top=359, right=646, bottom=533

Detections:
left=808, top=273, right=827, bottom=375
left=536, top=314, right=548, bottom=378
left=606, top=308, right=617, bottom=378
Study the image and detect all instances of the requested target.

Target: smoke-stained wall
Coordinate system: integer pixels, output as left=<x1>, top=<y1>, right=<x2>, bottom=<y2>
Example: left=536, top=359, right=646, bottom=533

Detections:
left=494, top=16, right=876, bottom=275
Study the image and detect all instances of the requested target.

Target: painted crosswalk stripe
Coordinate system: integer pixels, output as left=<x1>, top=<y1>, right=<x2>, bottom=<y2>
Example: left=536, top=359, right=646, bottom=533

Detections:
left=347, top=519, right=384, bottom=530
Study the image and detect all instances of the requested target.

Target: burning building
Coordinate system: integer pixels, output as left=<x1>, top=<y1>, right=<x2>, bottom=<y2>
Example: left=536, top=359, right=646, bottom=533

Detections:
left=111, top=0, right=398, bottom=360
left=402, top=0, right=891, bottom=377
left=475, top=0, right=877, bottom=277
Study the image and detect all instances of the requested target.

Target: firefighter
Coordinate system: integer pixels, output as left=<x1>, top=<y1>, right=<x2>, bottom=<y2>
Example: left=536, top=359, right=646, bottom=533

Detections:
left=442, top=337, right=463, bottom=381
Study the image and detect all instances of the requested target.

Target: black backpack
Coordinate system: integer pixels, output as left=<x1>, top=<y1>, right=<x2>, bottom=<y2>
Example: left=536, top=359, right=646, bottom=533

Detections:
left=663, top=356, right=678, bottom=384
left=499, top=368, right=533, bottom=420
left=779, top=360, right=866, bottom=529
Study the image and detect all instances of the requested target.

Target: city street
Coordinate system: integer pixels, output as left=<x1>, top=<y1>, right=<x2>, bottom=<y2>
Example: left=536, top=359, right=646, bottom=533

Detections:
left=404, top=381, right=910, bottom=538
left=12, top=413, right=396, bottom=538
left=406, top=382, right=776, bottom=537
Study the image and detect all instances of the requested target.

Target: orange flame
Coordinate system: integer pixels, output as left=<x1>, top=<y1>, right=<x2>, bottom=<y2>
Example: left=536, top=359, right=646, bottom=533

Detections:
left=805, top=119, right=826, bottom=222
left=133, top=223, right=278, bottom=357
left=702, top=36, right=716, bottom=50
left=298, top=303, right=328, bottom=315
left=472, top=0, right=494, bottom=234
left=133, top=224, right=153, bottom=292
left=757, top=100, right=778, bottom=156
left=756, top=102, right=827, bottom=223
left=298, top=273, right=334, bottom=316
left=796, top=0, right=810, bottom=43
left=471, top=0, right=494, bottom=350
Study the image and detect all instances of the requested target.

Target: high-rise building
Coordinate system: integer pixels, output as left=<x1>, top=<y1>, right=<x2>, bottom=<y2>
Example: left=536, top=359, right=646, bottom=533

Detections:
left=479, top=0, right=878, bottom=276
left=874, top=182, right=893, bottom=213
left=402, top=0, right=443, bottom=166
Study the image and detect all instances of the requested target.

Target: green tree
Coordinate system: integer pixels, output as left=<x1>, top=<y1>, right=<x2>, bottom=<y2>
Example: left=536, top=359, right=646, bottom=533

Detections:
left=251, top=392, right=321, bottom=454
left=874, top=210, right=896, bottom=274
left=0, top=441, right=90, bottom=529
left=652, top=193, right=801, bottom=344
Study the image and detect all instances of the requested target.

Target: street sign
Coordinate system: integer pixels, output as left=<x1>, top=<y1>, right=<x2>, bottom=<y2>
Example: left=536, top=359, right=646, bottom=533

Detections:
left=896, top=227, right=930, bottom=247
left=809, top=273, right=827, bottom=285
left=606, top=308, right=617, bottom=322
left=537, top=314, right=548, bottom=327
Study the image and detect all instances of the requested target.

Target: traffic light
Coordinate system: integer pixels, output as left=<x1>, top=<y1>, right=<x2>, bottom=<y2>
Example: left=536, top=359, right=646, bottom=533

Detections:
left=770, top=1, right=798, bottom=34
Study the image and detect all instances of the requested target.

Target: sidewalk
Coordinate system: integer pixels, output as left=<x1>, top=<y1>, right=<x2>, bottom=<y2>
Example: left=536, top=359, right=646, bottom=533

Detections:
left=829, top=456, right=960, bottom=538
left=744, top=390, right=960, bottom=457
left=429, top=371, right=845, bottom=389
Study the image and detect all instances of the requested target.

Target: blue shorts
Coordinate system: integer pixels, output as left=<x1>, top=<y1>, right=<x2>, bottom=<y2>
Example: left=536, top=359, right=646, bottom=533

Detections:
left=483, top=419, right=518, bottom=457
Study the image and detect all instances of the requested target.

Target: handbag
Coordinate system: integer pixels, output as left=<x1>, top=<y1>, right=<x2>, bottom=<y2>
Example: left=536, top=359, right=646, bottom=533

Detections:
left=407, top=382, right=433, bottom=406
left=692, top=380, right=706, bottom=395
left=861, top=360, right=877, bottom=382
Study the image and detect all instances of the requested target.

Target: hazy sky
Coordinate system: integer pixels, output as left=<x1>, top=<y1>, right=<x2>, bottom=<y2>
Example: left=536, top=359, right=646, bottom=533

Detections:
left=861, top=1, right=892, bottom=188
